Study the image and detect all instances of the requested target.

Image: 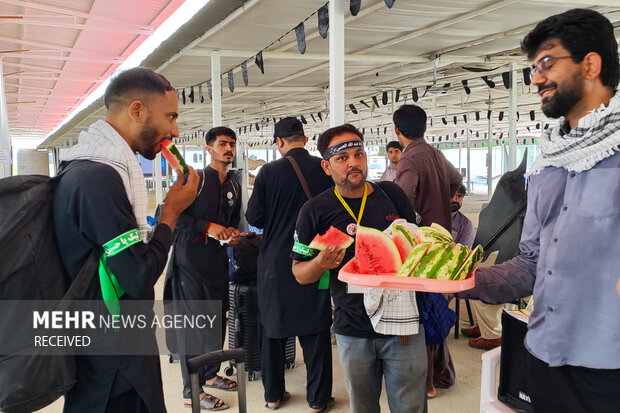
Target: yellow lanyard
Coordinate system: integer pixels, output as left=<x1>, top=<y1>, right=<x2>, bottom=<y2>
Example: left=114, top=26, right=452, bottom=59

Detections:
left=334, top=183, right=368, bottom=224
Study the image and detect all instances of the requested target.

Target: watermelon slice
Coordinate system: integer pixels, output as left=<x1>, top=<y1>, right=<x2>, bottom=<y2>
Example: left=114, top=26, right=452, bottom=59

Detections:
left=309, top=226, right=354, bottom=251
left=392, top=224, right=417, bottom=262
left=396, top=242, right=430, bottom=277
left=160, top=139, right=189, bottom=175
left=355, top=225, right=401, bottom=274
left=452, top=245, right=483, bottom=280
left=416, top=226, right=453, bottom=244
left=430, top=223, right=452, bottom=240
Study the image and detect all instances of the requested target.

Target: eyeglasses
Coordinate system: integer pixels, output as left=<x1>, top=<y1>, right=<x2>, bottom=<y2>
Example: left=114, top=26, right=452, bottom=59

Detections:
left=529, top=55, right=580, bottom=81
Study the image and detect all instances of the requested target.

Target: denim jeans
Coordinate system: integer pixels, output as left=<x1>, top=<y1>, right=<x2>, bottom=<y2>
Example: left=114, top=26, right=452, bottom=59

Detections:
left=336, top=331, right=427, bottom=413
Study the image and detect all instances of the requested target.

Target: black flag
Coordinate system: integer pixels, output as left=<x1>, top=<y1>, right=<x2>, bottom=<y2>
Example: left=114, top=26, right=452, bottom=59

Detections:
left=482, top=76, right=496, bottom=88
left=461, top=79, right=471, bottom=94
left=228, top=70, right=234, bottom=92
left=181, top=88, right=186, bottom=105
left=241, top=61, right=249, bottom=86
left=207, top=80, right=212, bottom=100
left=395, top=89, right=400, bottom=102
left=385, top=0, right=395, bottom=8
left=188, top=87, right=194, bottom=103
left=382, top=91, right=388, bottom=105
left=350, top=0, right=361, bottom=16
left=372, top=95, right=379, bottom=107
left=198, top=84, right=204, bottom=103
left=412, top=88, right=418, bottom=102
left=349, top=104, right=358, bottom=114
left=318, top=4, right=329, bottom=39
left=255, top=51, right=264, bottom=74
left=523, top=67, right=532, bottom=86
left=359, top=100, right=370, bottom=108
left=502, top=72, right=510, bottom=89
left=295, top=22, right=306, bottom=54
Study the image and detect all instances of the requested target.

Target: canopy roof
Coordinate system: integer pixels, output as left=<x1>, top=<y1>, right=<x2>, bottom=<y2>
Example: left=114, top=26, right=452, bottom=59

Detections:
left=30, top=0, right=620, bottom=149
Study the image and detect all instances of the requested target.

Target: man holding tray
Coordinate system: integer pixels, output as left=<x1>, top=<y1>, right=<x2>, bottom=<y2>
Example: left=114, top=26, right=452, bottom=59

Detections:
left=292, top=124, right=426, bottom=413
left=459, top=9, right=620, bottom=412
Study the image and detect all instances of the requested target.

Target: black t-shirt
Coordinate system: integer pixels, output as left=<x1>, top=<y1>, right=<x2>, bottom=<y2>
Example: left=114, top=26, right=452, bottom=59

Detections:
left=292, top=181, right=416, bottom=338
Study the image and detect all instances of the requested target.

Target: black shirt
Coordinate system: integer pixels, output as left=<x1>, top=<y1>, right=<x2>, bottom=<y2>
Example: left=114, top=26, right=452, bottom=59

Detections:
left=172, top=166, right=241, bottom=284
left=246, top=148, right=334, bottom=338
left=292, top=181, right=416, bottom=338
left=53, top=160, right=168, bottom=413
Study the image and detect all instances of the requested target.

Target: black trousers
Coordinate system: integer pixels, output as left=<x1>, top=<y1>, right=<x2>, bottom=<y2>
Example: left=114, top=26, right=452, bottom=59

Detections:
left=527, top=353, right=620, bottom=413
left=261, top=327, right=333, bottom=408
left=172, top=272, right=228, bottom=399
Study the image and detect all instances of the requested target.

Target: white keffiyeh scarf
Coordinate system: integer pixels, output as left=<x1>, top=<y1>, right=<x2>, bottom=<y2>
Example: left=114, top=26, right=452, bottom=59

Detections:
left=363, top=219, right=420, bottom=336
left=61, top=120, right=149, bottom=241
left=527, top=90, right=620, bottom=176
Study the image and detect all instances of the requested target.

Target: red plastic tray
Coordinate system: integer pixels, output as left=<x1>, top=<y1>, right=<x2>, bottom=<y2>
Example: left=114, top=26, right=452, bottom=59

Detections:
left=337, top=257, right=476, bottom=293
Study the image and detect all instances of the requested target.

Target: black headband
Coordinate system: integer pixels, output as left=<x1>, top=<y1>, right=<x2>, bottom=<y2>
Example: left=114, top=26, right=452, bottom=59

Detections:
left=323, top=139, right=364, bottom=160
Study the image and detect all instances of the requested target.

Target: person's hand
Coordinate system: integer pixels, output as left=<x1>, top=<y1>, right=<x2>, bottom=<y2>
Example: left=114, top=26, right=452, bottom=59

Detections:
left=316, top=246, right=346, bottom=270
left=227, top=228, right=241, bottom=246
left=159, top=167, right=199, bottom=230
left=208, top=223, right=231, bottom=240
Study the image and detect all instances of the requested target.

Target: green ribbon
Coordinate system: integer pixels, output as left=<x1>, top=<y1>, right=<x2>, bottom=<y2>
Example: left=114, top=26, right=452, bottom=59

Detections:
left=100, top=229, right=142, bottom=316
left=292, top=242, right=330, bottom=290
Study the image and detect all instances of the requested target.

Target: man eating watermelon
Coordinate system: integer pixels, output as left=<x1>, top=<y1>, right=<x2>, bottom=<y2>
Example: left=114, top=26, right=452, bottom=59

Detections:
left=292, top=124, right=427, bottom=413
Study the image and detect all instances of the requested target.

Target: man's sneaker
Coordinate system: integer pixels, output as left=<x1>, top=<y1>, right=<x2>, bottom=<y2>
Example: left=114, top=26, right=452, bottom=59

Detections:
left=460, top=325, right=481, bottom=338
left=468, top=337, right=502, bottom=350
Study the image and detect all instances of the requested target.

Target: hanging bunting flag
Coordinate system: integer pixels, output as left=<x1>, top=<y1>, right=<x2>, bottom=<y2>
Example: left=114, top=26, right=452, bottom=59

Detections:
left=502, top=72, right=510, bottom=89
left=241, top=61, right=249, bottom=86
left=544, top=123, right=549, bottom=130
left=318, top=112, right=323, bottom=121
left=499, top=132, right=503, bottom=139
left=516, top=111, right=520, bottom=121
left=188, top=87, right=195, bottom=103
left=461, top=79, right=471, bottom=94
left=256, top=122, right=260, bottom=130
left=244, top=126, right=247, bottom=133
left=453, top=116, right=457, bottom=125
left=382, top=91, right=388, bottom=105
left=372, top=95, right=380, bottom=107
left=349, top=104, right=358, bottom=114
left=220, top=76, right=224, bottom=96
left=422, top=85, right=432, bottom=98
left=255, top=51, right=265, bottom=74
left=463, top=114, right=467, bottom=123
left=482, top=76, right=496, bottom=88
left=273, top=117, right=277, bottom=124
left=526, top=126, right=531, bottom=133
left=412, top=88, right=419, bottom=102
left=384, top=127, right=387, bottom=134
left=207, top=80, right=213, bottom=100
left=499, top=111, right=504, bottom=121
left=395, top=89, right=401, bottom=102
left=318, top=4, right=329, bottom=39
left=430, top=118, right=433, bottom=127
left=530, top=110, right=535, bottom=121
left=350, top=0, right=361, bottom=16
left=535, top=123, right=540, bottom=129
left=198, top=84, right=204, bottom=103
left=442, top=117, right=447, bottom=125
left=311, top=114, right=317, bottom=122
left=476, top=131, right=480, bottom=137
left=362, top=128, right=366, bottom=134
left=300, top=115, right=308, bottom=124
left=376, top=127, right=380, bottom=136
left=181, top=89, right=186, bottom=105
left=249, top=124, right=253, bottom=132
left=359, top=99, right=370, bottom=108
left=523, top=67, right=532, bottom=86
left=487, top=110, right=492, bottom=120
left=475, top=111, right=480, bottom=121
left=228, top=70, right=234, bottom=92
left=295, top=22, right=306, bottom=54
left=438, top=136, right=442, bottom=142
left=385, top=0, right=395, bottom=8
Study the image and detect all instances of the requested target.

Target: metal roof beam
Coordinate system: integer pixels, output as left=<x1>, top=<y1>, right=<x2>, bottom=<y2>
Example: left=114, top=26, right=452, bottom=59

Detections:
left=0, top=17, right=153, bottom=35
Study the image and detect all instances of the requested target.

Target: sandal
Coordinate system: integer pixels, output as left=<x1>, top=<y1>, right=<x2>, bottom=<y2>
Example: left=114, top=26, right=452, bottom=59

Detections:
left=310, top=397, right=335, bottom=413
left=265, top=391, right=291, bottom=411
left=184, top=393, right=229, bottom=411
left=203, top=375, right=237, bottom=392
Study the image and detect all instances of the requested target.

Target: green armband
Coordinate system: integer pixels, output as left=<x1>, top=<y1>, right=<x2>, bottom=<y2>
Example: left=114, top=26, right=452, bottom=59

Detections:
left=292, top=242, right=330, bottom=290
left=100, top=229, right=142, bottom=316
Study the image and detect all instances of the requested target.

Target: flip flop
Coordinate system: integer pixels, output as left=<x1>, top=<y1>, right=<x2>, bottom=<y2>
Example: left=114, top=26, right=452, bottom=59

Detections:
left=203, top=375, right=237, bottom=392
left=184, top=393, right=229, bottom=411
left=265, top=391, right=291, bottom=411
left=310, top=397, right=335, bottom=413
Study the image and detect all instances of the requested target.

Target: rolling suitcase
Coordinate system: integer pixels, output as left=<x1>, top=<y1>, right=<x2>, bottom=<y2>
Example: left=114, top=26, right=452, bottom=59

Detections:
left=227, top=283, right=261, bottom=380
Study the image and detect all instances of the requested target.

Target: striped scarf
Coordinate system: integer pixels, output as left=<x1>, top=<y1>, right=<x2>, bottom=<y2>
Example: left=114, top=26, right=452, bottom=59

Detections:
left=61, top=120, right=149, bottom=241
left=527, top=90, right=620, bottom=176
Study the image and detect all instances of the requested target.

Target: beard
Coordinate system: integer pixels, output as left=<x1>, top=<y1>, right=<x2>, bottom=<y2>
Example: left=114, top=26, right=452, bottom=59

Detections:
left=337, top=168, right=367, bottom=190
left=539, top=71, right=584, bottom=119
left=450, top=202, right=461, bottom=212
left=137, top=119, right=160, bottom=160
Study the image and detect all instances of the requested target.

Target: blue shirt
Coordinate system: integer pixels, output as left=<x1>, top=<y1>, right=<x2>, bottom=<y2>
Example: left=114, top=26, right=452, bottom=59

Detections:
left=460, top=150, right=620, bottom=369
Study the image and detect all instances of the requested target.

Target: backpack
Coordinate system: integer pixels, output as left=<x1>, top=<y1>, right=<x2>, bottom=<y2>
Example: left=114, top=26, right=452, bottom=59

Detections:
left=0, top=170, right=98, bottom=413
left=229, top=231, right=261, bottom=285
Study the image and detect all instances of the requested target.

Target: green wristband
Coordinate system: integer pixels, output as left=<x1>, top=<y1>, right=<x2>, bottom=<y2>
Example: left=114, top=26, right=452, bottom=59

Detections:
left=292, top=242, right=330, bottom=290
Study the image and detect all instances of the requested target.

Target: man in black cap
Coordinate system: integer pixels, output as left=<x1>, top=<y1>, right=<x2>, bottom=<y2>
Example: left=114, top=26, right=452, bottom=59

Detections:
left=247, top=117, right=334, bottom=411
